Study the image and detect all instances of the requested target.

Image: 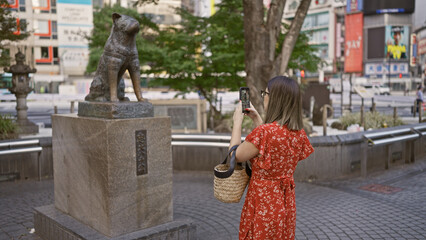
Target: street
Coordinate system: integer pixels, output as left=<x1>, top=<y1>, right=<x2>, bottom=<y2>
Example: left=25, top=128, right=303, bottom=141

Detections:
left=0, top=91, right=419, bottom=128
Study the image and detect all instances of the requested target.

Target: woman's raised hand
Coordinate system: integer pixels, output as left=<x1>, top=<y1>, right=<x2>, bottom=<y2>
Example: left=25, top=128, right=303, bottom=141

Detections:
left=244, top=103, right=263, bottom=127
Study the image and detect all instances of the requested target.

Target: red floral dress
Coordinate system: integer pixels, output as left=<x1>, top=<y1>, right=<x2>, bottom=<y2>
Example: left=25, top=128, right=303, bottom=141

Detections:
left=239, top=122, right=314, bottom=240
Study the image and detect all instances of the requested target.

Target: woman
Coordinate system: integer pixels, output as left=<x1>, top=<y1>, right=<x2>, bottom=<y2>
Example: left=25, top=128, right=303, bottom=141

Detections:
left=229, top=76, right=314, bottom=239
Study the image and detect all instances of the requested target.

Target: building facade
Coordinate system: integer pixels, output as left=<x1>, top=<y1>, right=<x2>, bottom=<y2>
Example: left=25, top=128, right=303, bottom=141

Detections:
left=283, top=0, right=347, bottom=82
left=4, top=0, right=93, bottom=92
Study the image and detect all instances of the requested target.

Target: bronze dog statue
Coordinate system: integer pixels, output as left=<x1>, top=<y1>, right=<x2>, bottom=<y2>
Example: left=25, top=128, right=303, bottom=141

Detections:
left=85, top=13, right=145, bottom=102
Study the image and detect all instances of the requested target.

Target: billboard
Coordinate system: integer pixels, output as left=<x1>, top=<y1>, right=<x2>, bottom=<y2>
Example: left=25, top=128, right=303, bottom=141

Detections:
left=346, top=0, right=363, bottom=13
left=410, top=34, right=417, bottom=67
left=367, top=27, right=385, bottom=59
left=344, top=13, right=363, bottom=73
left=385, top=26, right=409, bottom=60
left=365, top=62, right=408, bottom=76
left=57, top=0, right=92, bottom=75
left=363, top=0, right=415, bottom=15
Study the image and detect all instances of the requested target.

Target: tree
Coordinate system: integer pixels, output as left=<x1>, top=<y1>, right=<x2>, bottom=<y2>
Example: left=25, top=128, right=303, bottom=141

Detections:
left=86, top=4, right=159, bottom=73
left=146, top=5, right=246, bottom=119
left=145, top=0, right=318, bottom=116
left=137, top=0, right=318, bottom=113
left=0, top=0, right=30, bottom=66
left=243, top=0, right=313, bottom=112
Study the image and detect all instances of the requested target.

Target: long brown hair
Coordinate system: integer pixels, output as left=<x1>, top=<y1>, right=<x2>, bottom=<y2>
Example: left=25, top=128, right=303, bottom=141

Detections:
left=264, top=76, right=303, bottom=130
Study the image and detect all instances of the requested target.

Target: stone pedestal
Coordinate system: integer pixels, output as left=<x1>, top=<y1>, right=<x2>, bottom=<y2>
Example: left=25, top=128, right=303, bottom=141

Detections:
left=78, top=101, right=154, bottom=119
left=48, top=114, right=174, bottom=237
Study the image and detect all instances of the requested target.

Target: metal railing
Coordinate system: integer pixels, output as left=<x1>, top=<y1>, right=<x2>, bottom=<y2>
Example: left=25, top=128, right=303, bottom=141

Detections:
left=362, top=127, right=423, bottom=177
left=0, top=139, right=43, bottom=181
left=171, top=135, right=245, bottom=148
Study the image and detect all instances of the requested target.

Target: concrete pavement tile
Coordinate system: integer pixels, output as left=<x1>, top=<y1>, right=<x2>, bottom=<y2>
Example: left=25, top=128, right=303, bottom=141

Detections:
left=0, top=159, right=426, bottom=239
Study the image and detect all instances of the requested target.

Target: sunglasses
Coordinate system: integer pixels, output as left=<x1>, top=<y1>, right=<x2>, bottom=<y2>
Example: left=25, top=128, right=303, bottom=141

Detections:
left=260, top=90, right=269, bottom=98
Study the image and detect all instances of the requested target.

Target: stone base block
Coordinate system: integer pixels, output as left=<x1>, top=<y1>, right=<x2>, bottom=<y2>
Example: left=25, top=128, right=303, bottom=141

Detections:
left=17, top=119, right=39, bottom=134
left=78, top=101, right=154, bottom=119
left=34, top=205, right=196, bottom=240
left=52, top=114, right=172, bottom=237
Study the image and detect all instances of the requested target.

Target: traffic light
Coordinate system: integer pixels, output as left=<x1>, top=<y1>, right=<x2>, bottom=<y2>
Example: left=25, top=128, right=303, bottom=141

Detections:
left=301, top=70, right=305, bottom=78
left=399, top=73, right=402, bottom=78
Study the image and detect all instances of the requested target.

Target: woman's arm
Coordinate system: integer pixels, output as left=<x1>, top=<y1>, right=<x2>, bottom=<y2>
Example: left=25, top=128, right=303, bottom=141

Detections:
left=229, top=102, right=260, bottom=162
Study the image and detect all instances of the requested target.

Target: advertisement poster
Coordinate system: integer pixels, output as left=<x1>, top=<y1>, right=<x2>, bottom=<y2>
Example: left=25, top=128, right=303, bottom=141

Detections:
left=346, top=0, right=363, bottom=13
left=385, top=26, right=409, bottom=60
left=344, top=13, right=363, bottom=73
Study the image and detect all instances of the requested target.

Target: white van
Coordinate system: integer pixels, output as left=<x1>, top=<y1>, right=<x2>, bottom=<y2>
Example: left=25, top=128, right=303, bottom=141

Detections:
left=362, top=84, right=390, bottom=95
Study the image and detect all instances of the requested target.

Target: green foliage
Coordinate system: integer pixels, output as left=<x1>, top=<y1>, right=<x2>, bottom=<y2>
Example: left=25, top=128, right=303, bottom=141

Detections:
left=147, top=3, right=246, bottom=106
left=147, top=0, right=319, bottom=113
left=0, top=0, right=30, bottom=67
left=86, top=4, right=159, bottom=73
left=0, top=114, right=18, bottom=140
left=338, top=111, right=404, bottom=130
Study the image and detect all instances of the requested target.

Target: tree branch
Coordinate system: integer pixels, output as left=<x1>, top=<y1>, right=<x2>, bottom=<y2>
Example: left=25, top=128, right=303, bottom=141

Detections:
left=277, top=0, right=311, bottom=75
left=266, top=0, right=287, bottom=62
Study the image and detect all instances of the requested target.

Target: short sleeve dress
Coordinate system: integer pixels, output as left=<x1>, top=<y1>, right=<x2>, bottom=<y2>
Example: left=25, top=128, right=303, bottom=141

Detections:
left=239, top=122, right=314, bottom=240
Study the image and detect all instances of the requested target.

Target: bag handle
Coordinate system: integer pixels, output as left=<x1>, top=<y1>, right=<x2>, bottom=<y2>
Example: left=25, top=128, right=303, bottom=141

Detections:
left=214, top=145, right=252, bottom=178
left=214, top=145, right=239, bottom=178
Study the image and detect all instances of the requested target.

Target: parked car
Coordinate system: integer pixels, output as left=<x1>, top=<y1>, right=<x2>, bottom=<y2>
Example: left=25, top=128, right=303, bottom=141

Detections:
left=362, top=84, right=390, bottom=95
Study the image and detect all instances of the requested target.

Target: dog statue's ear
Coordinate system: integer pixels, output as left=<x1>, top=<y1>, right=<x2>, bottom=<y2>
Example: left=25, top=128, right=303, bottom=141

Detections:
left=112, top=13, right=122, bottom=23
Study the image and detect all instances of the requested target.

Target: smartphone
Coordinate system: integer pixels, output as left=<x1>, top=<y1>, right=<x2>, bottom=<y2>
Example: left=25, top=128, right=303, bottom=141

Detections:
left=239, top=87, right=250, bottom=114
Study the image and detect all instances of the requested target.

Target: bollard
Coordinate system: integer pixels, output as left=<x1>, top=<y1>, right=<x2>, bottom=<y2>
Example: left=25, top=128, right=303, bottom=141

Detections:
left=54, top=106, right=58, bottom=114
left=360, top=98, right=365, bottom=129
left=309, top=96, right=315, bottom=120
left=320, top=104, right=333, bottom=136
left=70, top=101, right=75, bottom=113
left=361, top=141, right=368, bottom=178
left=371, top=99, right=376, bottom=112
left=393, top=107, right=397, bottom=126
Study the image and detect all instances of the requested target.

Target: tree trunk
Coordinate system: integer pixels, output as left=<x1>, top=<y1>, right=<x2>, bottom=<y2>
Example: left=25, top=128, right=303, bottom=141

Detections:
left=243, top=0, right=287, bottom=114
left=244, top=0, right=311, bottom=114
left=243, top=0, right=270, bottom=114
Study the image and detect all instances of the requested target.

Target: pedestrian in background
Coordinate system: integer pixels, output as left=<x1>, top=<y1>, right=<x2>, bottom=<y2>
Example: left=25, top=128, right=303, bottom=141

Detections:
left=416, top=85, right=424, bottom=113
left=229, top=76, right=314, bottom=239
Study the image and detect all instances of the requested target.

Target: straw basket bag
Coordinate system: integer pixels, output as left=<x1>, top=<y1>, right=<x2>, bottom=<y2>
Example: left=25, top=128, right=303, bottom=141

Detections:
left=214, top=145, right=251, bottom=203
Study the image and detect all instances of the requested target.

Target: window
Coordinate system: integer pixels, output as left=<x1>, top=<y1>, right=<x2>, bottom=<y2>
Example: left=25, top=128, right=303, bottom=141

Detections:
left=308, top=29, right=329, bottom=44
left=52, top=21, right=57, bottom=39
left=32, top=0, right=50, bottom=13
left=19, top=0, right=25, bottom=11
left=314, top=45, right=328, bottom=59
left=32, top=0, right=48, bottom=8
left=53, top=47, right=59, bottom=65
left=51, top=0, right=56, bottom=13
left=41, top=47, right=49, bottom=58
left=317, top=13, right=329, bottom=27
left=20, top=19, right=26, bottom=32
left=34, top=20, right=51, bottom=37
left=302, top=12, right=329, bottom=30
left=36, top=46, right=54, bottom=65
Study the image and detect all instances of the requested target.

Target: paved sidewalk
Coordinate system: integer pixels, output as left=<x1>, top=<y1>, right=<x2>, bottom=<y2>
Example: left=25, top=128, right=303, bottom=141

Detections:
left=0, top=160, right=425, bottom=240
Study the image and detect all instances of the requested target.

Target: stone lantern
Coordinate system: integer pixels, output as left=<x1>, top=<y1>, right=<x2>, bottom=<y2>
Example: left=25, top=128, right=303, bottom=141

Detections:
left=4, top=51, right=38, bottom=134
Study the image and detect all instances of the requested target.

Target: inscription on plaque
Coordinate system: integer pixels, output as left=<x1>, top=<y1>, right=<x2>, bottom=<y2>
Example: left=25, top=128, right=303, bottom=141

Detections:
left=135, top=130, right=148, bottom=175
